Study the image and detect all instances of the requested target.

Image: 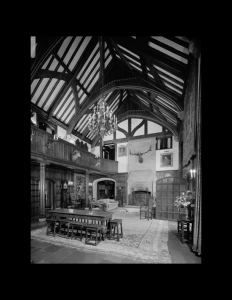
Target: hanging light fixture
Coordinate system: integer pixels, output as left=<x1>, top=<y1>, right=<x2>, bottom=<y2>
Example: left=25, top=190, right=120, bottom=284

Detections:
left=88, top=96, right=118, bottom=139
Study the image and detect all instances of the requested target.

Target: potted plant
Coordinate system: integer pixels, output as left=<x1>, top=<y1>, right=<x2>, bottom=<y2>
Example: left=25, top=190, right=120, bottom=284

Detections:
left=174, top=191, right=195, bottom=218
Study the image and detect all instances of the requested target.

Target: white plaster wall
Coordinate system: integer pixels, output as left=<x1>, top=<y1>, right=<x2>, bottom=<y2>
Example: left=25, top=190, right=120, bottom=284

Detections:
left=57, top=126, right=67, bottom=139
left=91, top=146, right=100, bottom=157
left=128, top=138, right=156, bottom=172
left=118, top=119, right=128, bottom=131
left=103, top=133, right=114, bottom=141
left=131, top=118, right=143, bottom=131
left=156, top=136, right=179, bottom=171
left=117, top=142, right=128, bottom=173
left=127, top=137, right=157, bottom=200
left=147, top=121, right=162, bottom=134
left=116, top=130, right=126, bottom=139
left=134, top=124, right=145, bottom=136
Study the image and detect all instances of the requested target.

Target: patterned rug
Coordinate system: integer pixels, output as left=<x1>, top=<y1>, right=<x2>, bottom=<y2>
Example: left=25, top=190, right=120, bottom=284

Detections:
left=31, top=210, right=172, bottom=263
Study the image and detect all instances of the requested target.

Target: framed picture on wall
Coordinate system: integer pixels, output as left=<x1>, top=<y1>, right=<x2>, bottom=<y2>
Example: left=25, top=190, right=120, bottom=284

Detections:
left=118, top=145, right=127, bottom=157
left=160, top=153, right=173, bottom=168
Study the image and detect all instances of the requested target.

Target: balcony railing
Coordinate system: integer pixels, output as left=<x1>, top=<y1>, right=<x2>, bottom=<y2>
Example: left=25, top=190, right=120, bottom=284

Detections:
left=31, top=125, right=118, bottom=173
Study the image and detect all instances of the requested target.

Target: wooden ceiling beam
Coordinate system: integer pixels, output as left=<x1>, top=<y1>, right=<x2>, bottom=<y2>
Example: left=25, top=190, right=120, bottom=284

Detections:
left=71, top=82, right=80, bottom=114
left=143, top=55, right=166, bottom=89
left=118, top=89, right=123, bottom=109
left=52, top=52, right=89, bottom=96
left=155, top=68, right=184, bottom=88
left=115, top=58, right=180, bottom=103
left=106, top=90, right=120, bottom=107
left=110, top=36, right=186, bottom=75
left=81, top=126, right=90, bottom=140
left=136, top=36, right=149, bottom=80
left=52, top=52, right=72, bottom=75
left=131, top=119, right=146, bottom=136
left=162, top=36, right=189, bottom=50
left=47, top=37, right=98, bottom=120
left=105, top=37, right=116, bottom=60
left=117, top=126, right=128, bottom=138
left=129, top=96, right=174, bottom=130
left=128, top=96, right=178, bottom=135
left=135, top=90, right=178, bottom=119
left=114, top=94, right=129, bottom=116
left=67, top=68, right=181, bottom=135
left=31, top=36, right=65, bottom=82
left=34, top=69, right=71, bottom=82
left=99, top=36, right=104, bottom=86
left=149, top=37, right=189, bottom=60
left=109, top=38, right=134, bottom=72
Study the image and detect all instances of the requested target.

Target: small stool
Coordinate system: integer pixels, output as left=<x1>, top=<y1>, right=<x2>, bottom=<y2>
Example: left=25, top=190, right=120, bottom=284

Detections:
left=70, top=222, right=83, bottom=241
left=177, top=215, right=193, bottom=244
left=46, top=218, right=59, bottom=237
left=59, top=220, right=71, bottom=238
left=109, top=219, right=123, bottom=241
left=85, top=225, right=102, bottom=246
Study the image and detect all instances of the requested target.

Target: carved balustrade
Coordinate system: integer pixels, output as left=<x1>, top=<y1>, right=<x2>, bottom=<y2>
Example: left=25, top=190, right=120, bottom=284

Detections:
left=31, top=125, right=118, bottom=173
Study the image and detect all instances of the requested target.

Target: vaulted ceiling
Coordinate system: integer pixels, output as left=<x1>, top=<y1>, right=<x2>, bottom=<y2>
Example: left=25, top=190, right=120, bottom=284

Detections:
left=31, top=36, right=192, bottom=145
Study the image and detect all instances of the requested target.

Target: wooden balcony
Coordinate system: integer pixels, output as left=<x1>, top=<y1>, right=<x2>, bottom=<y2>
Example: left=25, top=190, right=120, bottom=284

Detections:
left=31, top=125, right=118, bottom=174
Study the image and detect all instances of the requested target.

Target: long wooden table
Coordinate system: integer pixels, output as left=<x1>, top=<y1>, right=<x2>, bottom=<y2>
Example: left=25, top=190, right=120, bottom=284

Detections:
left=48, top=208, right=114, bottom=228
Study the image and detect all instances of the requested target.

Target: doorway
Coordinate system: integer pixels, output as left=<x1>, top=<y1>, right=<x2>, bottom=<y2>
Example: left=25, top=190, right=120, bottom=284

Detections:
left=92, top=178, right=116, bottom=200
left=97, top=180, right=115, bottom=199
left=45, top=180, right=54, bottom=209
left=102, top=143, right=115, bottom=160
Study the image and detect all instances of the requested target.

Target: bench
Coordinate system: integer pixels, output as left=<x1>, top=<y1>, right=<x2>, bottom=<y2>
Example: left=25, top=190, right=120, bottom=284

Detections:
left=85, top=224, right=107, bottom=246
left=46, top=218, right=60, bottom=236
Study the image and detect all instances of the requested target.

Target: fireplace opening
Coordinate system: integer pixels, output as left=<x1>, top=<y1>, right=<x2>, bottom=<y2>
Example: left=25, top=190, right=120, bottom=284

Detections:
left=129, top=190, right=151, bottom=206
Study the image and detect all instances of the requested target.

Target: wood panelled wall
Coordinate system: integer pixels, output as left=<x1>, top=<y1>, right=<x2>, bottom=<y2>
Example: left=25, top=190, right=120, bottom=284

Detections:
left=31, top=164, right=76, bottom=215
left=156, top=170, right=181, bottom=181
left=110, top=173, right=128, bottom=204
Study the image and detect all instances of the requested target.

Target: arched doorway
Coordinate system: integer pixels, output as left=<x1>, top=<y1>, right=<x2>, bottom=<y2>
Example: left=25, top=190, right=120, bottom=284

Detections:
left=93, top=178, right=116, bottom=200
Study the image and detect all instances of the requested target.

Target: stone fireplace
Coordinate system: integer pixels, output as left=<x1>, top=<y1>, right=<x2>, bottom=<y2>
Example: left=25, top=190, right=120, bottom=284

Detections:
left=127, top=137, right=156, bottom=205
left=127, top=170, right=155, bottom=205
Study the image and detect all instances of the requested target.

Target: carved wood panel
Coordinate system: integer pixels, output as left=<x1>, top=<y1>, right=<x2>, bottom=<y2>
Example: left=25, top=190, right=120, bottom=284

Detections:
left=37, top=132, right=45, bottom=154
left=156, top=177, right=187, bottom=221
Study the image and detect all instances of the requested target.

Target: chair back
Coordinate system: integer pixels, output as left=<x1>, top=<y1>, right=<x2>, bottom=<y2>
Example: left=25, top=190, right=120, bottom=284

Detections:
left=148, top=197, right=154, bottom=210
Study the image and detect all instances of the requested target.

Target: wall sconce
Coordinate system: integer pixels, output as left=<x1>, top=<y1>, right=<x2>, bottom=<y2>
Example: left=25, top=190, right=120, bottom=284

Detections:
left=31, top=130, right=35, bottom=141
left=190, top=169, right=196, bottom=179
left=89, top=182, right=93, bottom=187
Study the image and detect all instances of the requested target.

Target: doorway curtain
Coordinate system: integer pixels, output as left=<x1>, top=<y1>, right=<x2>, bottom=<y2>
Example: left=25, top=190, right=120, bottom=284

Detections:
left=192, top=53, right=201, bottom=256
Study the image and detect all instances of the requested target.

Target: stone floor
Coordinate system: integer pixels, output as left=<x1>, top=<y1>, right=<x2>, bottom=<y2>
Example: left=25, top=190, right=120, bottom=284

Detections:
left=30, top=219, right=201, bottom=264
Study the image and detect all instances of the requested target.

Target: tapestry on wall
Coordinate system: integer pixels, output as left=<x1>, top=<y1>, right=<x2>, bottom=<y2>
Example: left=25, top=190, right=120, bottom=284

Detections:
left=74, top=173, right=85, bottom=199
left=183, top=59, right=197, bottom=167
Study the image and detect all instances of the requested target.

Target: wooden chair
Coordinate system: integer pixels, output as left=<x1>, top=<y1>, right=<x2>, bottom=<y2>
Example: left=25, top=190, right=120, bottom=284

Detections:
left=140, top=197, right=154, bottom=220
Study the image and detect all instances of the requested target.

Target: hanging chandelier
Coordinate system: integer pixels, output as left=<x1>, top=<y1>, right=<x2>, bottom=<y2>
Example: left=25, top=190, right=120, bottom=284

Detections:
left=88, top=97, right=118, bottom=139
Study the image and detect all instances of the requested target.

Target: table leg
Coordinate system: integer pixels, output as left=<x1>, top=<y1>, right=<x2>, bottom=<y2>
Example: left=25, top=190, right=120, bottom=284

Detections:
left=187, top=223, right=190, bottom=240
left=181, top=221, right=184, bottom=244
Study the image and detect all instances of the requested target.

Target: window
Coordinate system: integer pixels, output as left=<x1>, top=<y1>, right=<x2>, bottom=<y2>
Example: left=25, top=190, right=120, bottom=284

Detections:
left=156, top=137, right=172, bottom=150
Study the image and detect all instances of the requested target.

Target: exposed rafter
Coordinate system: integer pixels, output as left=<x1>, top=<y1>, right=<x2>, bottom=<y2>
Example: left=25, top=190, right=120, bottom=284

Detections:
left=31, top=36, right=191, bottom=143
left=110, top=36, right=187, bottom=75
left=47, top=37, right=98, bottom=120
